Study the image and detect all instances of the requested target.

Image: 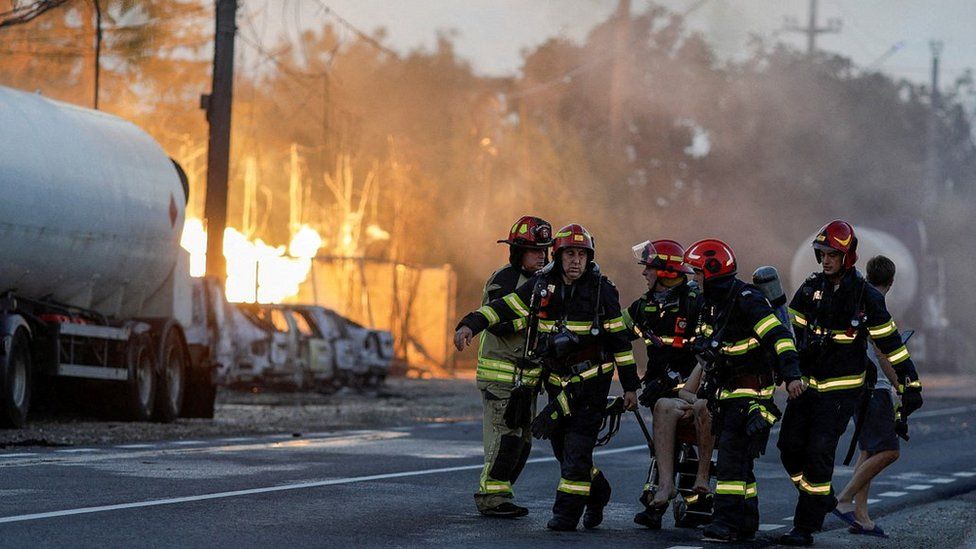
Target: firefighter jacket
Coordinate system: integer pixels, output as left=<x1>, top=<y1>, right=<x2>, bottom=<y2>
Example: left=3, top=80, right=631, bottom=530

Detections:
left=700, top=277, right=802, bottom=401
left=475, top=264, right=540, bottom=386
left=458, top=266, right=640, bottom=396
left=789, top=269, right=920, bottom=394
left=622, top=281, right=701, bottom=383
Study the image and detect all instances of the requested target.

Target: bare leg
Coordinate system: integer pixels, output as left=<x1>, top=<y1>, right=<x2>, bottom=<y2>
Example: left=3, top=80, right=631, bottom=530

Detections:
left=836, top=449, right=899, bottom=525
left=650, top=398, right=689, bottom=506
left=692, top=399, right=714, bottom=493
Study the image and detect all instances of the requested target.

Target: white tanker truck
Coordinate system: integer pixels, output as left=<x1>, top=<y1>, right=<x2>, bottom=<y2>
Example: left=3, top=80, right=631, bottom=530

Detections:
left=0, top=85, right=217, bottom=427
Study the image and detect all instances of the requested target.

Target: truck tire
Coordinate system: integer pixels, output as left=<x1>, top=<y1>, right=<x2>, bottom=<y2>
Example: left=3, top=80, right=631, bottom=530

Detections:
left=153, top=324, right=186, bottom=423
left=0, top=329, right=31, bottom=428
left=123, top=333, right=156, bottom=421
left=181, top=361, right=216, bottom=419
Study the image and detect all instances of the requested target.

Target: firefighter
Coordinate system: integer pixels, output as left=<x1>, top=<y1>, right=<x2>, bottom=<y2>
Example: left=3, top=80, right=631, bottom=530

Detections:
left=471, top=215, right=553, bottom=518
left=454, top=223, right=640, bottom=531
left=681, top=239, right=805, bottom=543
left=624, top=240, right=710, bottom=529
left=778, top=221, right=923, bottom=546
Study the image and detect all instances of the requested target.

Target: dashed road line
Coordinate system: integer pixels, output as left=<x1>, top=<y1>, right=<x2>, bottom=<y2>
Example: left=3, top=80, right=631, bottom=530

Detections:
left=879, top=491, right=907, bottom=497
left=0, top=453, right=37, bottom=458
left=170, top=441, right=205, bottom=446
left=953, top=472, right=976, bottom=478
left=905, top=484, right=933, bottom=491
left=867, top=498, right=881, bottom=504
left=217, top=437, right=255, bottom=443
left=115, top=444, right=155, bottom=449
left=782, top=516, right=794, bottom=521
left=55, top=449, right=99, bottom=454
left=929, top=478, right=956, bottom=484
left=758, top=524, right=784, bottom=531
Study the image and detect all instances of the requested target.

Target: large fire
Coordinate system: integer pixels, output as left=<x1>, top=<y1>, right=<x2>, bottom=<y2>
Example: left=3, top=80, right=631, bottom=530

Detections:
left=180, top=217, right=323, bottom=303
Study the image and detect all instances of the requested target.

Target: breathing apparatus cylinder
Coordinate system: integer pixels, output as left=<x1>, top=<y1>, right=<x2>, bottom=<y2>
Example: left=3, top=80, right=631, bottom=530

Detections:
left=753, top=266, right=790, bottom=329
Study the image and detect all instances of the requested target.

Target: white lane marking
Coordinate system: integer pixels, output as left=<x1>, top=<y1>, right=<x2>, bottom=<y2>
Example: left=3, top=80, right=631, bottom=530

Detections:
left=867, top=498, right=880, bottom=504
left=217, top=438, right=255, bottom=443
left=115, top=444, right=154, bottom=449
left=758, top=524, right=784, bottom=531
left=0, top=443, right=644, bottom=524
left=929, top=478, right=956, bottom=484
left=0, top=453, right=37, bottom=458
left=905, top=484, right=932, bottom=490
left=909, top=404, right=976, bottom=419
left=55, top=449, right=98, bottom=454
left=170, top=441, right=205, bottom=446
left=879, top=491, right=907, bottom=497
left=782, top=516, right=794, bottom=521
left=953, top=472, right=976, bottom=478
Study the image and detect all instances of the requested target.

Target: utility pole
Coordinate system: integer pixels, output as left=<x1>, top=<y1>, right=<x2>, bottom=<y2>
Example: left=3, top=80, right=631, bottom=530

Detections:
left=202, top=0, right=237, bottom=282
left=782, top=0, right=841, bottom=55
left=608, top=0, right=630, bottom=149
left=924, top=40, right=943, bottom=213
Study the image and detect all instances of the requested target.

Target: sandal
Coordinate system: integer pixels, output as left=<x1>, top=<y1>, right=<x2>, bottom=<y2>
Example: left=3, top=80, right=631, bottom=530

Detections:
left=849, top=522, right=888, bottom=538
left=831, top=508, right=858, bottom=527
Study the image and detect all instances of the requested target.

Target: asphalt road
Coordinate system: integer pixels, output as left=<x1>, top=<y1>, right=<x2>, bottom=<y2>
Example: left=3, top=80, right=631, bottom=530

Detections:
left=0, top=395, right=974, bottom=548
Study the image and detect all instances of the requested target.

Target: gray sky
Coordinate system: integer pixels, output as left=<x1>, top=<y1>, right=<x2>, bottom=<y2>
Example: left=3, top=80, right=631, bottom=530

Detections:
left=245, top=1, right=975, bottom=87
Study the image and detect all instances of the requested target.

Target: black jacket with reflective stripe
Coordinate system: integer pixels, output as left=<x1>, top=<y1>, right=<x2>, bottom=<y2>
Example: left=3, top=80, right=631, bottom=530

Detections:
left=625, top=281, right=700, bottom=382
left=789, top=269, right=919, bottom=386
left=459, top=267, right=640, bottom=393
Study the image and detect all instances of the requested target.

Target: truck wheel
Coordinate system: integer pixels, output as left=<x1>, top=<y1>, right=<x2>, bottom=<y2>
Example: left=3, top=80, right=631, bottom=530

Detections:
left=0, top=329, right=31, bottom=428
left=153, top=325, right=186, bottom=423
left=123, top=333, right=156, bottom=421
left=181, top=362, right=216, bottom=419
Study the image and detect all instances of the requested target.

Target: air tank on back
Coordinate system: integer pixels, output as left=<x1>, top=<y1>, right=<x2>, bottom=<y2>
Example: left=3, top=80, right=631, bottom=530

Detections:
left=0, top=85, right=187, bottom=319
left=789, top=226, right=918, bottom=318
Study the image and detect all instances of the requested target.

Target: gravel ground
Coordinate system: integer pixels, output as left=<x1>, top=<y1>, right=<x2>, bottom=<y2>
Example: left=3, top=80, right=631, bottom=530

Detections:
left=0, top=377, right=481, bottom=448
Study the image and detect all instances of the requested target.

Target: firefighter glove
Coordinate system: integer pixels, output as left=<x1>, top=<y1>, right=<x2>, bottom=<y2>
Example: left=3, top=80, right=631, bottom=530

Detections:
left=745, top=401, right=780, bottom=458
left=638, top=371, right=679, bottom=409
left=900, top=385, right=923, bottom=417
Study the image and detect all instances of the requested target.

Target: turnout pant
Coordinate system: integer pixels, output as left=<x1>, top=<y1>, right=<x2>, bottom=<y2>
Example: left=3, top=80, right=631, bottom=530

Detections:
left=711, top=398, right=760, bottom=534
left=777, top=389, right=859, bottom=532
left=475, top=381, right=534, bottom=512
left=549, top=376, right=613, bottom=522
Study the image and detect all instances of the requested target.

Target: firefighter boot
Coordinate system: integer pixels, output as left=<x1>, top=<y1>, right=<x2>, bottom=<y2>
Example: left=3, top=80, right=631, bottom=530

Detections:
left=546, top=514, right=578, bottom=531
left=778, top=527, right=814, bottom=546
left=702, top=522, right=739, bottom=543
left=480, top=502, right=529, bottom=518
left=633, top=506, right=664, bottom=529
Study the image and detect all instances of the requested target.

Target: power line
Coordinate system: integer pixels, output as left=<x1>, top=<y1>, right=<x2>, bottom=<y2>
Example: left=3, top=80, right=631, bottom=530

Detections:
left=0, top=0, right=70, bottom=29
left=304, top=0, right=399, bottom=58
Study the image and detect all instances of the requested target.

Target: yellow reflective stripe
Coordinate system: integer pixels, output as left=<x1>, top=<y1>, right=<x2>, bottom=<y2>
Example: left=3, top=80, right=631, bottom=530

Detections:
left=804, top=372, right=865, bottom=392
left=476, top=305, right=500, bottom=325
left=718, top=386, right=775, bottom=400
left=614, top=350, right=636, bottom=366
left=721, top=337, right=760, bottom=355
left=699, top=324, right=714, bottom=336
left=775, top=338, right=797, bottom=355
left=537, top=320, right=556, bottom=333
left=481, top=480, right=513, bottom=493
left=554, top=230, right=573, bottom=238
left=557, top=478, right=591, bottom=495
left=502, top=293, right=529, bottom=317
left=790, top=473, right=803, bottom=484
left=831, top=331, right=857, bottom=343
left=745, top=482, right=757, bottom=499
left=887, top=345, right=910, bottom=365
left=798, top=476, right=831, bottom=495
left=512, top=317, right=527, bottom=331
left=685, top=494, right=699, bottom=504
left=789, top=308, right=807, bottom=327
left=478, top=357, right=516, bottom=371
left=716, top=480, right=745, bottom=495
left=556, top=391, right=571, bottom=415
left=565, top=321, right=593, bottom=333
left=621, top=308, right=635, bottom=330
left=868, top=319, right=897, bottom=338
left=754, top=314, right=780, bottom=337
left=603, top=316, right=626, bottom=333
left=578, top=365, right=602, bottom=380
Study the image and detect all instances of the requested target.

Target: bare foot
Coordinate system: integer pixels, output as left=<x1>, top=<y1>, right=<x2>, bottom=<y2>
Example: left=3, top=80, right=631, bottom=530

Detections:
left=650, top=484, right=676, bottom=508
left=835, top=501, right=855, bottom=514
left=692, top=474, right=710, bottom=494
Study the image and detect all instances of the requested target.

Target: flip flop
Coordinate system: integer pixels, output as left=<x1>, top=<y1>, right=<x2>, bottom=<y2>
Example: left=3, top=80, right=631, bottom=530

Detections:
left=849, top=522, right=888, bottom=538
left=831, top=508, right=858, bottom=527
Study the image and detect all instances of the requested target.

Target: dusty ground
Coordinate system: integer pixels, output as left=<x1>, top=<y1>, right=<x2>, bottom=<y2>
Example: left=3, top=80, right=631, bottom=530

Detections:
left=0, top=377, right=481, bottom=448
left=1, top=373, right=971, bottom=449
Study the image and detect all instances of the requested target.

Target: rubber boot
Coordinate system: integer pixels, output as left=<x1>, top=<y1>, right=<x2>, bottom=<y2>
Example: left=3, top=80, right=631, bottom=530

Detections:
left=546, top=514, right=578, bottom=531
left=480, top=502, right=528, bottom=518
left=779, top=527, right=814, bottom=546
